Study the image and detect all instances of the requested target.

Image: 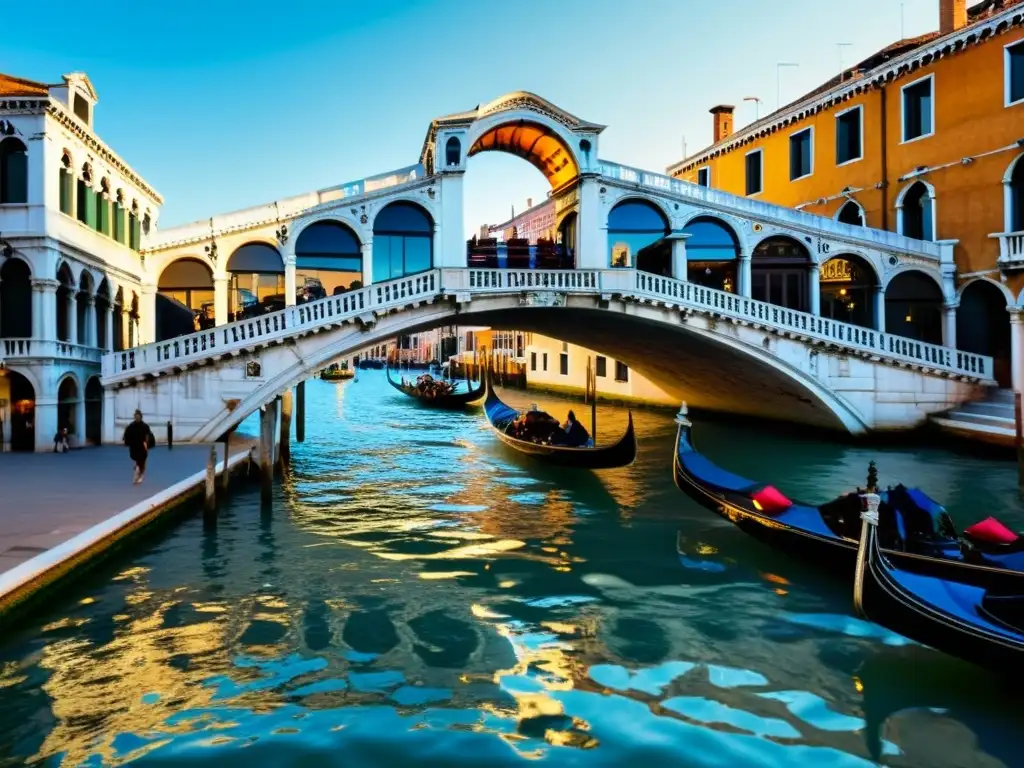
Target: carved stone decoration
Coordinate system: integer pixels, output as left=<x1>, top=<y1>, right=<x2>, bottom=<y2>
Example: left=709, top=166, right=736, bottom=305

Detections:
left=519, top=292, right=567, bottom=308
left=479, top=96, right=578, bottom=129
left=245, top=360, right=262, bottom=378
left=360, top=214, right=368, bottom=224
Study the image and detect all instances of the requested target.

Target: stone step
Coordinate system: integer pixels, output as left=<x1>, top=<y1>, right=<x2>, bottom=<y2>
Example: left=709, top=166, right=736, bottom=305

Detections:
left=985, top=388, right=1015, bottom=404
left=941, top=410, right=1016, bottom=430
left=931, top=416, right=1015, bottom=448
left=954, top=401, right=1015, bottom=417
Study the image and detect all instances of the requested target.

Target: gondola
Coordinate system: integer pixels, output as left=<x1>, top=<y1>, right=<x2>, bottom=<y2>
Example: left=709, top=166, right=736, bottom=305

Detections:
left=482, top=375, right=636, bottom=469
left=671, top=403, right=1024, bottom=590
left=386, top=364, right=485, bottom=409
left=853, top=492, right=1024, bottom=674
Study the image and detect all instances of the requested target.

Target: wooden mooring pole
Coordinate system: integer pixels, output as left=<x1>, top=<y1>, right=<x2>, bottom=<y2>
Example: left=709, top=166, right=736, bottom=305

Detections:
left=204, top=445, right=217, bottom=518
left=259, top=404, right=275, bottom=502
left=221, top=430, right=232, bottom=493
left=296, top=380, right=306, bottom=443
left=279, top=389, right=293, bottom=469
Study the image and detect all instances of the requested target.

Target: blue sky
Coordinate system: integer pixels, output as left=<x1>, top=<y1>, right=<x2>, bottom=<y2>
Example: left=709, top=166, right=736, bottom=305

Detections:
left=8, top=0, right=945, bottom=235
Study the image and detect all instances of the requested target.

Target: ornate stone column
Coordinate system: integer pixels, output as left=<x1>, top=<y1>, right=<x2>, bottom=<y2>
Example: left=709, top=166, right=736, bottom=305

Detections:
left=942, top=301, right=959, bottom=349
left=738, top=252, right=753, bottom=298
left=874, top=286, right=886, bottom=333
left=30, top=278, right=58, bottom=340
left=808, top=264, right=821, bottom=316
left=214, top=276, right=230, bottom=325
left=84, top=296, right=97, bottom=347
left=360, top=241, right=373, bottom=287
left=1009, top=308, right=1023, bottom=393
left=666, top=233, right=691, bottom=282
left=66, top=290, right=78, bottom=345
left=284, top=258, right=297, bottom=306
left=104, top=300, right=114, bottom=351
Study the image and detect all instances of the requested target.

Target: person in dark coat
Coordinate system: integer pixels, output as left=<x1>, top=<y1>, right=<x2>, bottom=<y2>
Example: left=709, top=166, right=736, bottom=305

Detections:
left=563, top=410, right=590, bottom=447
left=123, top=409, right=155, bottom=484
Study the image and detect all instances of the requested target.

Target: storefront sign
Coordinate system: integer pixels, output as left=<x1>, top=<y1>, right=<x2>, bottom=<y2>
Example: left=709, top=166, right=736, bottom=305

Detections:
left=820, top=258, right=859, bottom=283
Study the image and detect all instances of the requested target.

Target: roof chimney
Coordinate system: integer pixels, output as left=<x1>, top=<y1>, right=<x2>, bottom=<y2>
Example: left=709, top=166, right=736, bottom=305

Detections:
left=526, top=197, right=533, bottom=209
left=939, top=0, right=967, bottom=35
left=710, top=105, right=735, bottom=143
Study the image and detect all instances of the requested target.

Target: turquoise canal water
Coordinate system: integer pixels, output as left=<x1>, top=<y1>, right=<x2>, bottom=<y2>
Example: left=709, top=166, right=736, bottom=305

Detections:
left=2, top=372, right=1023, bottom=767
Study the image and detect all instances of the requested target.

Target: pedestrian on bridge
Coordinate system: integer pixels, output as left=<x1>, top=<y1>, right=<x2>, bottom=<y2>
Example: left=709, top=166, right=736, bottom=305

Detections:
left=123, top=409, right=156, bottom=485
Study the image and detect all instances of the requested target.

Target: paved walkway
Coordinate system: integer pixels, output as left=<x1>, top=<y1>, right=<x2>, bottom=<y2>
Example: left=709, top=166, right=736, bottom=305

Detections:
left=0, top=441, right=253, bottom=572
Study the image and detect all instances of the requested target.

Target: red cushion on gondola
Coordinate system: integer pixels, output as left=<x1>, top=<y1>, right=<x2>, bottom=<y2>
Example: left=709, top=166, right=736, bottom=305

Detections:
left=751, top=485, right=792, bottom=514
left=964, top=516, right=1019, bottom=545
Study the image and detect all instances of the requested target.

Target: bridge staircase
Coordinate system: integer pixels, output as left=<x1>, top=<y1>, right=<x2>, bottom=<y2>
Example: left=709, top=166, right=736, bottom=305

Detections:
left=931, top=388, right=1016, bottom=448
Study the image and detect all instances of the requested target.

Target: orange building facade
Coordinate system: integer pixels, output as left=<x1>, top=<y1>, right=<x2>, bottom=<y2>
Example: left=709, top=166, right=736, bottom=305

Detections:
left=669, top=0, right=1024, bottom=388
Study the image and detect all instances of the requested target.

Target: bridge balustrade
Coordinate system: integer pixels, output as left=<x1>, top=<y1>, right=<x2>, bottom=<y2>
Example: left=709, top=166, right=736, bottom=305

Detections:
left=103, top=267, right=993, bottom=384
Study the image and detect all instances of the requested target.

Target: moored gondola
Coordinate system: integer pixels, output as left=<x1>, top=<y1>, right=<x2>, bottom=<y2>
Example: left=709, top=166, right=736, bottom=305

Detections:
left=671, top=403, right=1024, bottom=590
left=482, top=375, right=636, bottom=469
left=386, top=364, right=485, bottom=409
left=853, top=489, right=1024, bottom=674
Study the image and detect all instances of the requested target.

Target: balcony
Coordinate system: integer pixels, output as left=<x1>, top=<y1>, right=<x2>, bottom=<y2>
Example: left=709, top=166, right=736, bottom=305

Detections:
left=0, top=338, right=103, bottom=366
left=993, top=231, right=1024, bottom=269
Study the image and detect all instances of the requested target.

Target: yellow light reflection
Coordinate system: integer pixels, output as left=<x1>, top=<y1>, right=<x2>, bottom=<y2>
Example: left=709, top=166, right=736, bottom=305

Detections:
left=468, top=122, right=578, bottom=190
left=417, top=571, right=477, bottom=580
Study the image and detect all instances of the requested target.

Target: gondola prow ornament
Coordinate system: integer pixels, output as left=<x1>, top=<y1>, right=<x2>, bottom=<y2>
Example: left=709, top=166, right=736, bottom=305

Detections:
left=854, top=461, right=882, bottom=616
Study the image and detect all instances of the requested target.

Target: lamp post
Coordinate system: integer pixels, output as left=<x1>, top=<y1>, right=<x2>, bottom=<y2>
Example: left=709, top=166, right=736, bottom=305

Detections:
left=776, top=63, right=799, bottom=111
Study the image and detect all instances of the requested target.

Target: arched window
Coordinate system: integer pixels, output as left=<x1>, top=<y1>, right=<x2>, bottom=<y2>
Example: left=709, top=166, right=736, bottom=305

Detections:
left=836, top=200, right=864, bottom=227
left=225, top=243, right=285, bottom=321
left=77, top=270, right=94, bottom=345
left=112, top=191, right=126, bottom=244
left=56, top=262, right=75, bottom=342
left=59, top=153, right=74, bottom=215
left=77, top=164, right=94, bottom=227
left=113, top=287, right=125, bottom=352
left=751, top=235, right=812, bottom=311
left=885, top=270, right=943, bottom=345
left=957, top=280, right=1012, bottom=387
left=96, top=278, right=111, bottom=351
left=898, top=181, right=934, bottom=241
left=1007, top=154, right=1024, bottom=233
left=606, top=199, right=670, bottom=274
left=128, top=201, right=141, bottom=250
left=0, top=138, right=28, bottom=204
left=295, top=221, right=362, bottom=297
left=818, top=254, right=878, bottom=329
left=373, top=202, right=433, bottom=282
left=0, top=257, right=32, bottom=337
left=445, top=136, right=461, bottom=167
left=682, top=216, right=739, bottom=292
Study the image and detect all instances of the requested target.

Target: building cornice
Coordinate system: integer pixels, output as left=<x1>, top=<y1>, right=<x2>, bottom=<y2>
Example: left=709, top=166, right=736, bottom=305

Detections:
left=667, top=4, right=1024, bottom=176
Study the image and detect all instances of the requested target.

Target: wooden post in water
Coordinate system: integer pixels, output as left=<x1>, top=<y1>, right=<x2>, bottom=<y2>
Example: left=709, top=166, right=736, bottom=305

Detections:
left=221, top=430, right=231, bottom=493
left=259, top=404, right=274, bottom=501
left=279, top=389, right=292, bottom=469
left=1016, top=392, right=1024, bottom=495
left=295, top=381, right=306, bottom=443
left=205, top=445, right=217, bottom=517
left=589, top=358, right=597, bottom=445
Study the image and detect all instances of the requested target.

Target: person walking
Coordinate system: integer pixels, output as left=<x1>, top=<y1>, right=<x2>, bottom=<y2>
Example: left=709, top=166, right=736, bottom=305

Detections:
left=53, top=426, right=70, bottom=453
left=123, top=409, right=155, bottom=484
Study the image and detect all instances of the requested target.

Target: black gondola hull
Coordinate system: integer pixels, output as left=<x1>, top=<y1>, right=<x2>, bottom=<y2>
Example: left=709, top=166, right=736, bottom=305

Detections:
left=386, top=366, right=485, bottom=409
left=483, top=379, right=637, bottom=470
left=673, top=423, right=1024, bottom=592
left=856, top=524, right=1024, bottom=674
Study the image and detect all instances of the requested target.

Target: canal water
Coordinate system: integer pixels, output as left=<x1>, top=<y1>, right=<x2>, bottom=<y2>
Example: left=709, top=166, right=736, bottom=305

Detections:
left=1, top=372, right=1022, bottom=767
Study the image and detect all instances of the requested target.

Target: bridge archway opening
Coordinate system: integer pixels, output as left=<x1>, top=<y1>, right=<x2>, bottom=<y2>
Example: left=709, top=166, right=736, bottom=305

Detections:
left=885, top=270, right=943, bottom=345
left=607, top=199, right=670, bottom=274
left=372, top=202, right=433, bottom=283
left=157, top=258, right=214, bottom=341
left=683, top=216, right=740, bottom=292
left=295, top=220, right=363, bottom=298
left=468, top=120, right=578, bottom=191
left=0, top=369, right=35, bottom=451
left=0, top=257, right=32, bottom=338
left=751, top=236, right=812, bottom=312
left=225, top=242, right=284, bottom=321
left=957, top=279, right=1011, bottom=387
left=819, top=254, right=877, bottom=329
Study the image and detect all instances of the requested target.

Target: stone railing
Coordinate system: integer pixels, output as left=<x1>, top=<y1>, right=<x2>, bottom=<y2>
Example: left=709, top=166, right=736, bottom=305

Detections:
left=102, top=272, right=439, bottom=380
left=102, top=268, right=993, bottom=384
left=1, top=338, right=104, bottom=365
left=599, top=161, right=948, bottom=259
left=992, top=231, right=1024, bottom=268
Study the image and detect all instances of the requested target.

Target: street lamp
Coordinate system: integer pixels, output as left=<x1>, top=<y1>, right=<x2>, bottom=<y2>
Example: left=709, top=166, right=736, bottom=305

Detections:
left=777, top=63, right=800, bottom=111
left=743, top=96, right=762, bottom=120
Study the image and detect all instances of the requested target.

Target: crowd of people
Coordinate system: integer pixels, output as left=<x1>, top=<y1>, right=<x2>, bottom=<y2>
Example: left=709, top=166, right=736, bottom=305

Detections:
left=409, top=374, right=456, bottom=400
left=505, top=407, right=591, bottom=447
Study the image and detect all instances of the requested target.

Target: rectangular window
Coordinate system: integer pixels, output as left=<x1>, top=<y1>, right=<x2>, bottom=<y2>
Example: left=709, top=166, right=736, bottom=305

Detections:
left=96, top=196, right=109, bottom=235
left=59, top=170, right=74, bottom=215
left=542, top=353, right=548, bottom=372
left=1008, top=40, right=1024, bottom=106
left=76, top=180, right=89, bottom=225
left=596, top=355, right=607, bottom=378
left=614, top=361, right=629, bottom=383
left=0, top=150, right=27, bottom=203
left=531, top=351, right=537, bottom=371
left=745, top=150, right=762, bottom=195
left=559, top=353, right=568, bottom=376
left=129, top=213, right=140, bottom=250
left=789, top=128, right=813, bottom=180
left=696, top=167, right=709, bottom=187
left=112, top=204, right=125, bottom=244
left=835, top=106, right=862, bottom=165
left=901, top=75, right=934, bottom=142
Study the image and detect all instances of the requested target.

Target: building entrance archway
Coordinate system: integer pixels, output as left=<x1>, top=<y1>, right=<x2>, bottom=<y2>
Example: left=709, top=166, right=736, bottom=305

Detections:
left=0, top=370, right=35, bottom=451
left=957, top=280, right=1012, bottom=387
left=751, top=236, right=812, bottom=312
left=819, top=254, right=878, bottom=329
left=85, top=376, right=103, bottom=445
